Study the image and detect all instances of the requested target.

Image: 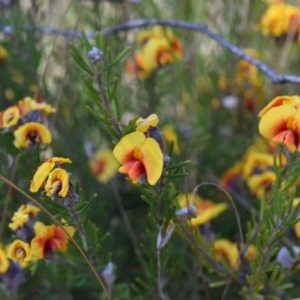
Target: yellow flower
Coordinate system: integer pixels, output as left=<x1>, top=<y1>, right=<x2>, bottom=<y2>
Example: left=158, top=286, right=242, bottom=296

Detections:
left=13, top=122, right=52, bottom=148
left=18, top=204, right=40, bottom=217
left=136, top=114, right=159, bottom=132
left=213, top=239, right=240, bottom=269
left=17, top=97, right=56, bottom=117
left=242, top=152, right=274, bottom=179
left=141, top=37, right=183, bottom=71
left=89, top=150, right=119, bottom=183
left=31, top=222, right=75, bottom=259
left=220, top=161, right=243, bottom=189
left=258, top=95, right=300, bottom=118
left=0, top=249, right=9, bottom=274
left=6, top=240, right=31, bottom=268
left=0, top=106, right=20, bottom=129
left=259, top=105, right=300, bottom=153
left=9, top=204, right=40, bottom=231
left=8, top=204, right=40, bottom=230
left=30, top=157, right=72, bottom=193
left=44, top=168, right=69, bottom=198
left=136, top=26, right=177, bottom=44
left=0, top=45, right=8, bottom=65
left=28, top=97, right=56, bottom=115
left=260, top=3, right=300, bottom=41
left=177, top=193, right=228, bottom=227
left=113, top=132, right=163, bottom=185
left=161, top=125, right=180, bottom=154
left=126, top=26, right=183, bottom=79
left=245, top=137, right=277, bottom=155
left=125, top=53, right=152, bottom=79
left=8, top=212, right=29, bottom=231
left=244, top=244, right=258, bottom=261
left=246, top=171, right=276, bottom=199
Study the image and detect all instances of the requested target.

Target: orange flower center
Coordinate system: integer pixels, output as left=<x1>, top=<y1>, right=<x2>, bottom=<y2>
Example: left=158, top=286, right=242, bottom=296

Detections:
left=196, top=201, right=213, bottom=212
left=259, top=179, right=273, bottom=192
left=27, top=130, right=41, bottom=145
left=50, top=180, right=63, bottom=195
left=44, top=239, right=57, bottom=257
left=156, top=48, right=173, bottom=66
left=215, top=247, right=230, bottom=263
left=15, top=247, right=26, bottom=259
left=171, top=39, right=183, bottom=55
left=92, top=159, right=106, bottom=175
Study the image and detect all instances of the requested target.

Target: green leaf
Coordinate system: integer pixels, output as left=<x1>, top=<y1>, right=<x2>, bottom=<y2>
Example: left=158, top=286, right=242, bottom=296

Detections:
left=80, top=31, right=92, bottom=51
left=164, top=173, right=188, bottom=179
left=76, top=193, right=97, bottom=214
left=70, top=44, right=94, bottom=75
left=123, top=116, right=140, bottom=135
left=95, top=33, right=104, bottom=49
left=166, top=160, right=191, bottom=170
left=209, top=280, right=229, bottom=288
left=110, top=94, right=121, bottom=121
left=102, top=46, right=131, bottom=72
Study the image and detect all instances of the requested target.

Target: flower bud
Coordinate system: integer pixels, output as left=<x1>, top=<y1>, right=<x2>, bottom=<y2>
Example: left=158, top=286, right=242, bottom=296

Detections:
left=88, top=47, right=104, bottom=65
left=156, top=224, right=176, bottom=249
left=176, top=205, right=198, bottom=222
left=101, top=262, right=116, bottom=287
left=276, top=247, right=294, bottom=268
left=147, top=127, right=165, bottom=153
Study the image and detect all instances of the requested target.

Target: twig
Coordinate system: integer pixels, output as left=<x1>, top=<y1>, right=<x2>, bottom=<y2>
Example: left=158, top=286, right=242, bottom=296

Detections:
left=157, top=247, right=163, bottom=299
left=0, top=154, right=20, bottom=241
left=110, top=182, right=148, bottom=271
left=2, top=19, right=300, bottom=84
left=95, top=72, right=123, bottom=137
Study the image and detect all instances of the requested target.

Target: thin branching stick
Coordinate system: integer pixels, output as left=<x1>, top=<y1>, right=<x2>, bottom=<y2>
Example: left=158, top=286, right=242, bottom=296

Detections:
left=1, top=19, right=300, bottom=84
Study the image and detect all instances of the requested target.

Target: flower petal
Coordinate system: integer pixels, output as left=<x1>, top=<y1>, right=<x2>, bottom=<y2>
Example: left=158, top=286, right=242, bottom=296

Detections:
left=113, top=132, right=146, bottom=164
left=127, top=161, right=145, bottom=183
left=139, top=137, right=163, bottom=185
left=259, top=105, right=296, bottom=140
left=259, top=95, right=300, bottom=118
left=136, top=114, right=159, bottom=132
left=30, top=160, right=56, bottom=192
left=44, top=168, right=69, bottom=198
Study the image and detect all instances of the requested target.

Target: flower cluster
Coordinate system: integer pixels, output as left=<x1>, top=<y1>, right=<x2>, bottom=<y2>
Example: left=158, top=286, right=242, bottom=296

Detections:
left=176, top=193, right=257, bottom=270
left=30, top=157, right=75, bottom=201
left=113, top=114, right=165, bottom=185
left=0, top=96, right=56, bottom=148
left=258, top=95, right=300, bottom=153
left=0, top=204, right=75, bottom=291
left=126, top=26, right=184, bottom=79
left=221, top=138, right=281, bottom=199
left=260, top=2, right=300, bottom=45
